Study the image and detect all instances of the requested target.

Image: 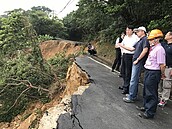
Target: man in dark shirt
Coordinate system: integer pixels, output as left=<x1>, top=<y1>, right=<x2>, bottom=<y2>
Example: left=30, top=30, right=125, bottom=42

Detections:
left=118, top=26, right=150, bottom=102
left=158, top=31, right=172, bottom=107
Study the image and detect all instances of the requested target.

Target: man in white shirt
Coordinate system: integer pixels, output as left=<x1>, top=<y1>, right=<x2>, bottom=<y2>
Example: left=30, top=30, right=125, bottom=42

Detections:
left=119, top=26, right=139, bottom=94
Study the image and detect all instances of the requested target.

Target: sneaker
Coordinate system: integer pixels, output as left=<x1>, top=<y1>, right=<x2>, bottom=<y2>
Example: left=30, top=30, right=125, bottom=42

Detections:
left=123, top=97, right=134, bottom=103
left=158, top=100, right=167, bottom=107
left=125, top=94, right=137, bottom=101
left=126, top=94, right=129, bottom=97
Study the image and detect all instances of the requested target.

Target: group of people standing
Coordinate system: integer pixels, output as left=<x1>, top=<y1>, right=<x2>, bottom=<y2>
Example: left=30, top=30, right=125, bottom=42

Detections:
left=112, top=26, right=172, bottom=119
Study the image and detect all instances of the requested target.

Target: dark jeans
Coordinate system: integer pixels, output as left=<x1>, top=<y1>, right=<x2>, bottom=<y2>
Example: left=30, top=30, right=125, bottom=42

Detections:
left=112, top=48, right=121, bottom=71
left=121, top=53, right=133, bottom=92
left=143, top=69, right=161, bottom=117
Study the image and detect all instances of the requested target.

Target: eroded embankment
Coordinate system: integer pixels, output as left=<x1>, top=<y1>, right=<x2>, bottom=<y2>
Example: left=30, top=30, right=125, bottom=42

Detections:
left=0, top=40, right=88, bottom=129
left=38, top=61, right=90, bottom=129
left=40, top=40, right=85, bottom=59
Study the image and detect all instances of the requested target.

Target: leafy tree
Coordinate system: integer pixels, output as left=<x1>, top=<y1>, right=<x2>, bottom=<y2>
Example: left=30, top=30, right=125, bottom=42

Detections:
left=63, top=0, right=172, bottom=42
left=63, top=11, right=83, bottom=41
left=0, top=12, right=31, bottom=56
left=31, top=6, right=52, bottom=13
left=64, top=0, right=114, bottom=41
left=0, top=11, right=51, bottom=122
left=27, top=7, right=68, bottom=38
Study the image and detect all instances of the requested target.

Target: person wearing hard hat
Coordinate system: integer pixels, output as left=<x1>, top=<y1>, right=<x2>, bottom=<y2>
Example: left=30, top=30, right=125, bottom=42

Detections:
left=137, top=29, right=166, bottom=119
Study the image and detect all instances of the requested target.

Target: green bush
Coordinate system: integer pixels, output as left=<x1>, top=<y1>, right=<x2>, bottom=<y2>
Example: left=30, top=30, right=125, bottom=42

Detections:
left=48, top=53, right=74, bottom=79
left=0, top=52, right=53, bottom=122
left=38, top=34, right=54, bottom=42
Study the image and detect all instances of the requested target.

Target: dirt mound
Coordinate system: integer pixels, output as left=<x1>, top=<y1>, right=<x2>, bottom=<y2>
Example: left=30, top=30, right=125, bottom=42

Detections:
left=39, top=40, right=84, bottom=59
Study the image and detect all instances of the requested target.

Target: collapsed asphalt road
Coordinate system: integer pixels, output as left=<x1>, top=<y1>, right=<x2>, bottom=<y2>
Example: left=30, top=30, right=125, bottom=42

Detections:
left=57, top=56, right=172, bottom=129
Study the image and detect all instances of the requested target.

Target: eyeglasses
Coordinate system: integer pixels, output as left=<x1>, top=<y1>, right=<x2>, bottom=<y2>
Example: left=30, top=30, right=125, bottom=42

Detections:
left=148, top=39, right=154, bottom=41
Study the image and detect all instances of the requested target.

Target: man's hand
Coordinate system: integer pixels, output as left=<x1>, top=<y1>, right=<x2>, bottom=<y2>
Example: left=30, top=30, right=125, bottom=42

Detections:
left=133, top=58, right=139, bottom=65
left=133, top=60, right=138, bottom=65
left=160, top=64, right=166, bottom=79
left=161, top=73, right=166, bottom=79
left=170, top=70, right=172, bottom=77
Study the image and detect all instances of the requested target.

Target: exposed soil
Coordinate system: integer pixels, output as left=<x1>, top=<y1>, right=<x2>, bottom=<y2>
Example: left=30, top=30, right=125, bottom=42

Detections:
left=39, top=40, right=84, bottom=59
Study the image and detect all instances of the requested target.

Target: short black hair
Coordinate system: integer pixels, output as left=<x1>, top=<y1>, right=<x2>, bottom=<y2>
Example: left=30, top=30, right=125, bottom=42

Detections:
left=127, top=25, right=134, bottom=30
left=169, top=31, right=172, bottom=35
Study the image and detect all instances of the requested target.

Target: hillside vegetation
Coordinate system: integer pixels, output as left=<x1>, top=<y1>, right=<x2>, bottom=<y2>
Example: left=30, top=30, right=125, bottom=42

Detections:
left=0, top=9, right=82, bottom=122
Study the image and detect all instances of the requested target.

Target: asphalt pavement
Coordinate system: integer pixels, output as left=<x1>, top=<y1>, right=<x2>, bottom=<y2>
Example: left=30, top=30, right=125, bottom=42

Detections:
left=57, top=55, right=172, bottom=129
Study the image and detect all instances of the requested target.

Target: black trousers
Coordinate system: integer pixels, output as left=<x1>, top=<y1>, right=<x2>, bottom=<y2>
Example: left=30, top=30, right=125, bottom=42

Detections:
left=112, top=48, right=121, bottom=71
left=143, top=69, right=161, bottom=117
left=121, top=53, right=133, bottom=92
left=88, top=50, right=97, bottom=55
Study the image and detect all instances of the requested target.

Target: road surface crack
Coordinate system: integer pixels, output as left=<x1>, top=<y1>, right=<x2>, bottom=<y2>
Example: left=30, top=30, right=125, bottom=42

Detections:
left=71, top=114, right=83, bottom=129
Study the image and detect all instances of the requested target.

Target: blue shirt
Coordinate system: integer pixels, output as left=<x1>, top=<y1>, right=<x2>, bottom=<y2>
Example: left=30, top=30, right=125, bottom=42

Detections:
left=133, top=36, right=150, bottom=63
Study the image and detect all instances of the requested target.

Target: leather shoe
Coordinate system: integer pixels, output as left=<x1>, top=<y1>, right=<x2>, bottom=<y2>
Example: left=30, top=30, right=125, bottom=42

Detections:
left=136, top=106, right=145, bottom=112
left=138, top=113, right=153, bottom=119
left=121, top=90, right=129, bottom=94
left=118, top=86, right=123, bottom=90
left=115, top=68, right=120, bottom=72
left=118, top=74, right=122, bottom=78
